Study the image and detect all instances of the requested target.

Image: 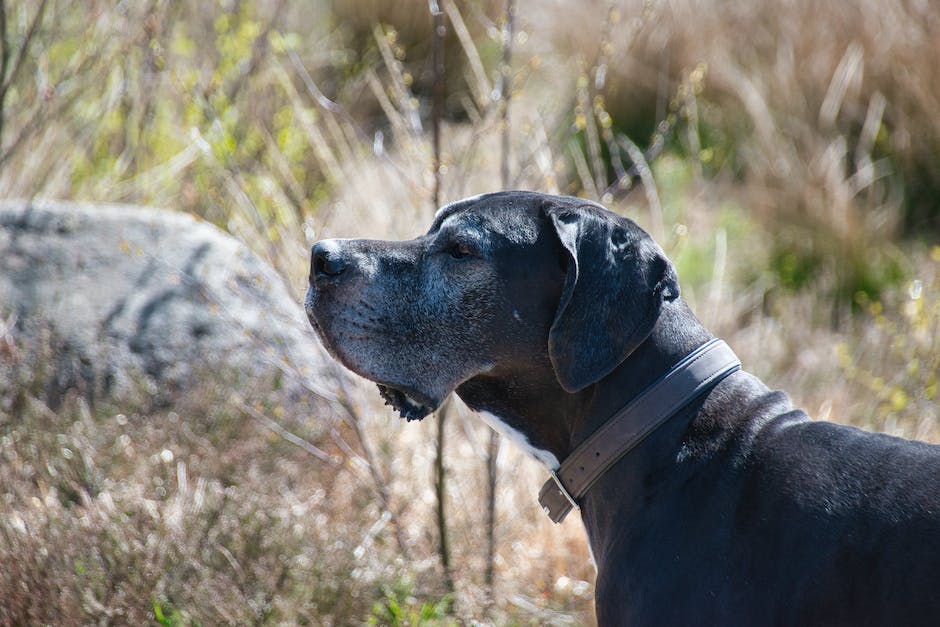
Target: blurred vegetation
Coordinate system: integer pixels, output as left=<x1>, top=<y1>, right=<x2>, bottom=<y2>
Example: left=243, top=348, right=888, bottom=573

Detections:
left=1, top=0, right=939, bottom=624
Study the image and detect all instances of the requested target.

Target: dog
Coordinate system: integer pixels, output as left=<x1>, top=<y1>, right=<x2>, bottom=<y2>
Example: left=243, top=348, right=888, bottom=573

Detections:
left=304, top=191, right=940, bottom=625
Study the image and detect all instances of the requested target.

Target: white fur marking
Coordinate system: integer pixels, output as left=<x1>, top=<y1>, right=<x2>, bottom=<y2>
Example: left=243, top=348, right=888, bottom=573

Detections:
left=582, top=519, right=598, bottom=571
left=478, top=411, right=560, bottom=470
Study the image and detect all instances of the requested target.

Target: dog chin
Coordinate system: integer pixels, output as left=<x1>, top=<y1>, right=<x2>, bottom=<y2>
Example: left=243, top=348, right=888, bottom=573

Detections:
left=376, top=384, right=437, bottom=421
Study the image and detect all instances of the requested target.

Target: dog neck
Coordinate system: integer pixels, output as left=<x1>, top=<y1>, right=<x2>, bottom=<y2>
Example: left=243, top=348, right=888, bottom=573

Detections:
left=457, top=364, right=589, bottom=465
left=457, top=299, right=713, bottom=468
left=570, top=299, right=713, bottom=450
left=460, top=299, right=723, bottom=556
left=458, top=297, right=759, bottom=584
left=573, top=299, right=753, bottom=574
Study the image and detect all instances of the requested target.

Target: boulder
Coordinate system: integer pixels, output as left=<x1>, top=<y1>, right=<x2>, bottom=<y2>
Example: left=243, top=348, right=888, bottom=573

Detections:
left=0, top=200, right=334, bottom=411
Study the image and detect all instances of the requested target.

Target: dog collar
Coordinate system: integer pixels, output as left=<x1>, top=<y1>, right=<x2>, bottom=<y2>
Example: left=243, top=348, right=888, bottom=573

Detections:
left=538, top=338, right=741, bottom=523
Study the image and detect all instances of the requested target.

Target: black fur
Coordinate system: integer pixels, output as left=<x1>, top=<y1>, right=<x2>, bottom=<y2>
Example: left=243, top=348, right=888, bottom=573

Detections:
left=306, top=191, right=940, bottom=626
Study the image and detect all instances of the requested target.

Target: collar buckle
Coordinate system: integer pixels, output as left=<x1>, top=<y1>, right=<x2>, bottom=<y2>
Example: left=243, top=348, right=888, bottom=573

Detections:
left=550, top=469, right=580, bottom=513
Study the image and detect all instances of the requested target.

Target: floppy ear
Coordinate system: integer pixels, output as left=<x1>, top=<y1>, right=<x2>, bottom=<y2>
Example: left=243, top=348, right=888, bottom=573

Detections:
left=545, top=204, right=679, bottom=393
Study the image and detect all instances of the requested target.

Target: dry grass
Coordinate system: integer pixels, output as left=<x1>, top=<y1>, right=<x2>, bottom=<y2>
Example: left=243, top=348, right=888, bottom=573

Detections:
left=1, top=0, right=939, bottom=624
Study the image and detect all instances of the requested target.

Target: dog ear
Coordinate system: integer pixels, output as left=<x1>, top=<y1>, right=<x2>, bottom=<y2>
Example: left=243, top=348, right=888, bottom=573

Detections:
left=545, top=204, right=679, bottom=393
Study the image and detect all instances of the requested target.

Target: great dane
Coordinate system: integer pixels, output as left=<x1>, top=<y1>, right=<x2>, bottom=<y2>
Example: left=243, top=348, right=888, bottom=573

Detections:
left=304, top=191, right=940, bottom=625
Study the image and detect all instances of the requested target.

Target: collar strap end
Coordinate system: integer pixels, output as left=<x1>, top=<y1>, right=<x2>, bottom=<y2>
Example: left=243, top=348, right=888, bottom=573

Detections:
left=538, top=471, right=578, bottom=523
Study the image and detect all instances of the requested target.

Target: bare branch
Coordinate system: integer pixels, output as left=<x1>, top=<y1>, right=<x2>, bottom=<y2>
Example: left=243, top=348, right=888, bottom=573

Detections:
left=0, top=0, right=49, bottom=149
left=434, top=400, right=455, bottom=598
left=0, top=0, right=48, bottom=99
left=234, top=397, right=334, bottom=464
left=486, top=0, right=516, bottom=610
left=330, top=373, right=413, bottom=559
left=430, top=0, right=445, bottom=209
left=429, top=0, right=455, bottom=600
left=498, top=0, right=516, bottom=189
left=373, top=23, right=422, bottom=135
left=225, top=0, right=287, bottom=104
left=0, top=1, right=9, bottom=101
left=442, top=0, right=490, bottom=111
left=616, top=132, right=664, bottom=241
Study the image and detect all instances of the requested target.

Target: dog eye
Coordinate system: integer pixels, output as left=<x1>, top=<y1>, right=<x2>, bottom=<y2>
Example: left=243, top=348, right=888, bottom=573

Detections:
left=447, top=242, right=472, bottom=259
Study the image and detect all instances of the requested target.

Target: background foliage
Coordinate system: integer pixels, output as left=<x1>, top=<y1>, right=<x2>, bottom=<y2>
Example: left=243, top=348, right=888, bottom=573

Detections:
left=1, top=0, right=938, bottom=624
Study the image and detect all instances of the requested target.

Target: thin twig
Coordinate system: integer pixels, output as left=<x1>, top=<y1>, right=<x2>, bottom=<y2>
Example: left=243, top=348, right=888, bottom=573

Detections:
left=498, top=0, right=516, bottom=189
left=429, top=0, right=455, bottom=599
left=0, top=0, right=49, bottom=154
left=616, top=133, right=664, bottom=241
left=332, top=374, right=412, bottom=559
left=373, top=23, right=422, bottom=135
left=431, top=0, right=445, bottom=210
left=601, top=110, right=678, bottom=201
left=570, top=136, right=599, bottom=198
left=0, top=0, right=8, bottom=149
left=271, top=62, right=346, bottom=184
left=442, top=0, right=490, bottom=110
left=483, top=428, right=500, bottom=604
left=486, top=0, right=515, bottom=609
left=287, top=45, right=416, bottom=186
left=0, top=0, right=48, bottom=101
left=225, top=0, right=287, bottom=104
left=435, top=401, right=455, bottom=597
left=683, top=75, right=703, bottom=181
left=0, top=74, right=87, bottom=170
left=234, top=397, right=334, bottom=464
left=579, top=67, right=606, bottom=196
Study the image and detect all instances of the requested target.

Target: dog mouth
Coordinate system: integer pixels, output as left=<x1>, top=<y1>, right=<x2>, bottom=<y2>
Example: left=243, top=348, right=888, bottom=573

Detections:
left=377, top=384, right=436, bottom=421
left=305, top=302, right=438, bottom=421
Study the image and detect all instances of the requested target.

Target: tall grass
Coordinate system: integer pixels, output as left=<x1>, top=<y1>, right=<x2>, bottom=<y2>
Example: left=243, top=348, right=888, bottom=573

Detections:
left=1, top=0, right=939, bottom=623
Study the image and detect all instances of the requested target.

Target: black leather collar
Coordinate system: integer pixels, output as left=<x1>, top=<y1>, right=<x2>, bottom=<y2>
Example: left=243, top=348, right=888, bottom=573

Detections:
left=538, top=338, right=741, bottom=523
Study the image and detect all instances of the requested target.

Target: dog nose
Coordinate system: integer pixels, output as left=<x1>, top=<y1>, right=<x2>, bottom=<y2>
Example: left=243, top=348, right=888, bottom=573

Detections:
left=311, top=240, right=349, bottom=280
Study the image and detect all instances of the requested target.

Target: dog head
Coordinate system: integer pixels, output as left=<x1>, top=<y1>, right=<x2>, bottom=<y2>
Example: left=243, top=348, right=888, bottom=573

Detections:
left=304, top=191, right=678, bottom=422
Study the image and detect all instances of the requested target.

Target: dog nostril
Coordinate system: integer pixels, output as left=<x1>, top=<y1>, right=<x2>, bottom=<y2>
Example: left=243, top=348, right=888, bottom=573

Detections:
left=311, top=243, right=349, bottom=279
left=314, top=253, right=346, bottom=278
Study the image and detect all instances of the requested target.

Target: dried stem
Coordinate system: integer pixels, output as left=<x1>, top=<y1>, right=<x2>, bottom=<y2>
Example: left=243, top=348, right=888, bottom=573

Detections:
left=225, top=0, right=286, bottom=104
left=0, top=0, right=49, bottom=153
left=429, top=0, right=455, bottom=599
left=616, top=132, right=664, bottom=241
left=442, top=0, right=490, bottom=110
left=431, top=0, right=445, bottom=209
left=483, top=427, right=500, bottom=603
left=434, top=401, right=455, bottom=598
left=485, top=0, right=516, bottom=610
left=0, top=0, right=8, bottom=149
left=498, top=0, right=516, bottom=188
left=286, top=45, right=418, bottom=190
left=374, top=24, right=422, bottom=136
left=332, top=374, right=412, bottom=559
left=234, top=397, right=333, bottom=464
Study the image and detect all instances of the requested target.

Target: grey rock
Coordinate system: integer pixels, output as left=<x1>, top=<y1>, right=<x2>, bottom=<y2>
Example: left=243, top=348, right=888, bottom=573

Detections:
left=0, top=199, right=336, bottom=411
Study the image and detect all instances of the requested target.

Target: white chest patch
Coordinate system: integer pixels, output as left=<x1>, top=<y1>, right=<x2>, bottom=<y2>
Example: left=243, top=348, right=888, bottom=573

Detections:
left=477, top=411, right=560, bottom=470
left=582, top=519, right=598, bottom=571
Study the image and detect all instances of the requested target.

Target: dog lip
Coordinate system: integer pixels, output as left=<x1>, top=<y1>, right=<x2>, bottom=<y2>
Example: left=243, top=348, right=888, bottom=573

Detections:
left=304, top=299, right=439, bottom=420
left=305, top=312, right=325, bottom=342
left=305, top=312, right=343, bottom=361
left=376, top=383, right=438, bottom=421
